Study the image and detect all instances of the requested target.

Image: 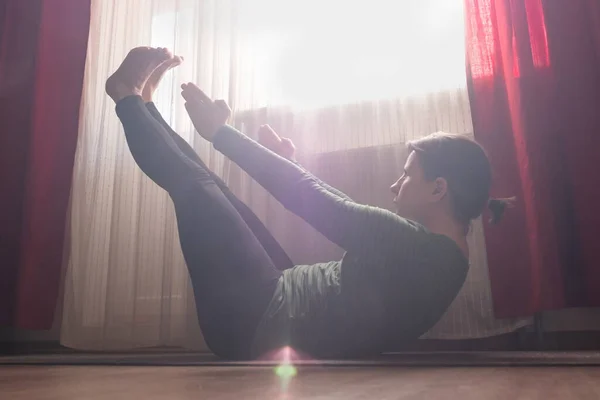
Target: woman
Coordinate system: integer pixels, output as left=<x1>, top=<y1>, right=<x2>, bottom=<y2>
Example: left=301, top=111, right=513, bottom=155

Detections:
left=106, top=47, right=508, bottom=360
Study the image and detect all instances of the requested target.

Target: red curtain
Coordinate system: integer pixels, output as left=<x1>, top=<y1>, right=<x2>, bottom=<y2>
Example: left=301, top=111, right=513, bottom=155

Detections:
left=466, top=0, right=600, bottom=317
left=0, top=0, right=90, bottom=328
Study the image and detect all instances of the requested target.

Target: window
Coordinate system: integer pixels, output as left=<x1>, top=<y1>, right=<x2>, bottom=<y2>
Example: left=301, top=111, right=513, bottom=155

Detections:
left=151, top=0, right=468, bottom=111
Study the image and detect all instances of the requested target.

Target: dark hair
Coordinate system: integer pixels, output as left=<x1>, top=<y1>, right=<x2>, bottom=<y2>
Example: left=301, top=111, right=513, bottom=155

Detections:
left=407, top=132, right=513, bottom=227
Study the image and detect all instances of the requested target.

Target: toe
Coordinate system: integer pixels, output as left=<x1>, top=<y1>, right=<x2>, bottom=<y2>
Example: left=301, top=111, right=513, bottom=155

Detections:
left=132, top=46, right=152, bottom=53
left=155, top=47, right=172, bottom=59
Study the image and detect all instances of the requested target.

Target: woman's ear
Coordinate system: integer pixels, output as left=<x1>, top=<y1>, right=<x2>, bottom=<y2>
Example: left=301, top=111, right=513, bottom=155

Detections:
left=431, top=177, right=448, bottom=201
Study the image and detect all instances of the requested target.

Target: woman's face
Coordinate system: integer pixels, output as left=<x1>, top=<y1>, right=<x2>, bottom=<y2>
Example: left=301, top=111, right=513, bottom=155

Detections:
left=390, top=151, right=439, bottom=222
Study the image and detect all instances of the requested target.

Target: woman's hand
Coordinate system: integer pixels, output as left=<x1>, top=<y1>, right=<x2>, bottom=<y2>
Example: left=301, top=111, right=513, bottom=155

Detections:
left=257, top=124, right=296, bottom=162
left=181, top=82, right=231, bottom=142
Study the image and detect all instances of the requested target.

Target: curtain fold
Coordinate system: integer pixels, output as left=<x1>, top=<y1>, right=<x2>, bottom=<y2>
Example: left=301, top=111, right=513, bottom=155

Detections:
left=0, top=0, right=90, bottom=329
left=544, top=1, right=600, bottom=306
left=466, top=0, right=600, bottom=317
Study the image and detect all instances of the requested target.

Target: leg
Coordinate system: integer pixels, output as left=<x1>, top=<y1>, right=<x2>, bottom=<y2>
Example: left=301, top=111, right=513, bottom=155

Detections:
left=142, top=60, right=294, bottom=270
left=107, top=49, right=282, bottom=359
left=146, top=103, right=294, bottom=271
left=118, top=95, right=281, bottom=359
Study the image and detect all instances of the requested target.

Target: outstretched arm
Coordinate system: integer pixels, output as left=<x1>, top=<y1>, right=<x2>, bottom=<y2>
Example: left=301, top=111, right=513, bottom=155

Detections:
left=291, top=160, right=354, bottom=202
left=213, top=125, right=417, bottom=252
left=181, top=82, right=417, bottom=252
left=257, top=124, right=353, bottom=202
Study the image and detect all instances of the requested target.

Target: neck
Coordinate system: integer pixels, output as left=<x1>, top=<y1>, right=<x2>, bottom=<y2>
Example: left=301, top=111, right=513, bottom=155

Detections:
left=421, top=214, right=469, bottom=258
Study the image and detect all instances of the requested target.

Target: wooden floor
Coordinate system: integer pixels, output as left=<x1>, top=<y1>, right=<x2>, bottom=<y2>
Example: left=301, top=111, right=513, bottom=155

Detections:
left=2, top=365, right=600, bottom=399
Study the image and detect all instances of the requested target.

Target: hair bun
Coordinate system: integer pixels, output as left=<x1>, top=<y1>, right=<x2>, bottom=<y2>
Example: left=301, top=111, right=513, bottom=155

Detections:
left=488, top=197, right=516, bottom=224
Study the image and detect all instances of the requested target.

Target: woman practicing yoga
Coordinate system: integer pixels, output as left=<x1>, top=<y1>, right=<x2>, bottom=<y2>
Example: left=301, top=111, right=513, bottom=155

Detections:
left=105, top=47, right=507, bottom=360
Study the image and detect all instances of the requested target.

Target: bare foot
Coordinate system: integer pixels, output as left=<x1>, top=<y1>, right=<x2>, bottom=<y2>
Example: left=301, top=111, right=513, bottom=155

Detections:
left=142, top=55, right=184, bottom=102
left=105, top=47, right=172, bottom=103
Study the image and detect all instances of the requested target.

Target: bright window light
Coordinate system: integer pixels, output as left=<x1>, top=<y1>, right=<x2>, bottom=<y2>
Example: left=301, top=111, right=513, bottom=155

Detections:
left=239, top=0, right=466, bottom=109
left=153, top=0, right=466, bottom=110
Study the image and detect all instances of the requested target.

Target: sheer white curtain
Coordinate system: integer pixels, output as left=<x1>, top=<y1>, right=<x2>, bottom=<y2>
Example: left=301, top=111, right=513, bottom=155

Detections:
left=61, top=0, right=242, bottom=350
left=61, top=0, right=525, bottom=351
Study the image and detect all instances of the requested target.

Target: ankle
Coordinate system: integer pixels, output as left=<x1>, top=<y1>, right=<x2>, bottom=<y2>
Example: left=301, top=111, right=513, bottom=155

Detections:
left=141, top=89, right=154, bottom=103
left=106, top=78, right=142, bottom=103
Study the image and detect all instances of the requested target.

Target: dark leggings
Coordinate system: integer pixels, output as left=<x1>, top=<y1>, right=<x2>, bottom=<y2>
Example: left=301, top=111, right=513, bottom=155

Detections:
left=116, top=96, right=288, bottom=359
left=145, top=103, right=295, bottom=272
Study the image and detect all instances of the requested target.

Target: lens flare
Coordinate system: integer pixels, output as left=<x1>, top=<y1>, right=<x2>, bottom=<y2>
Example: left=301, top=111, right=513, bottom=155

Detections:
left=271, top=346, right=299, bottom=395
left=275, top=364, right=297, bottom=379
